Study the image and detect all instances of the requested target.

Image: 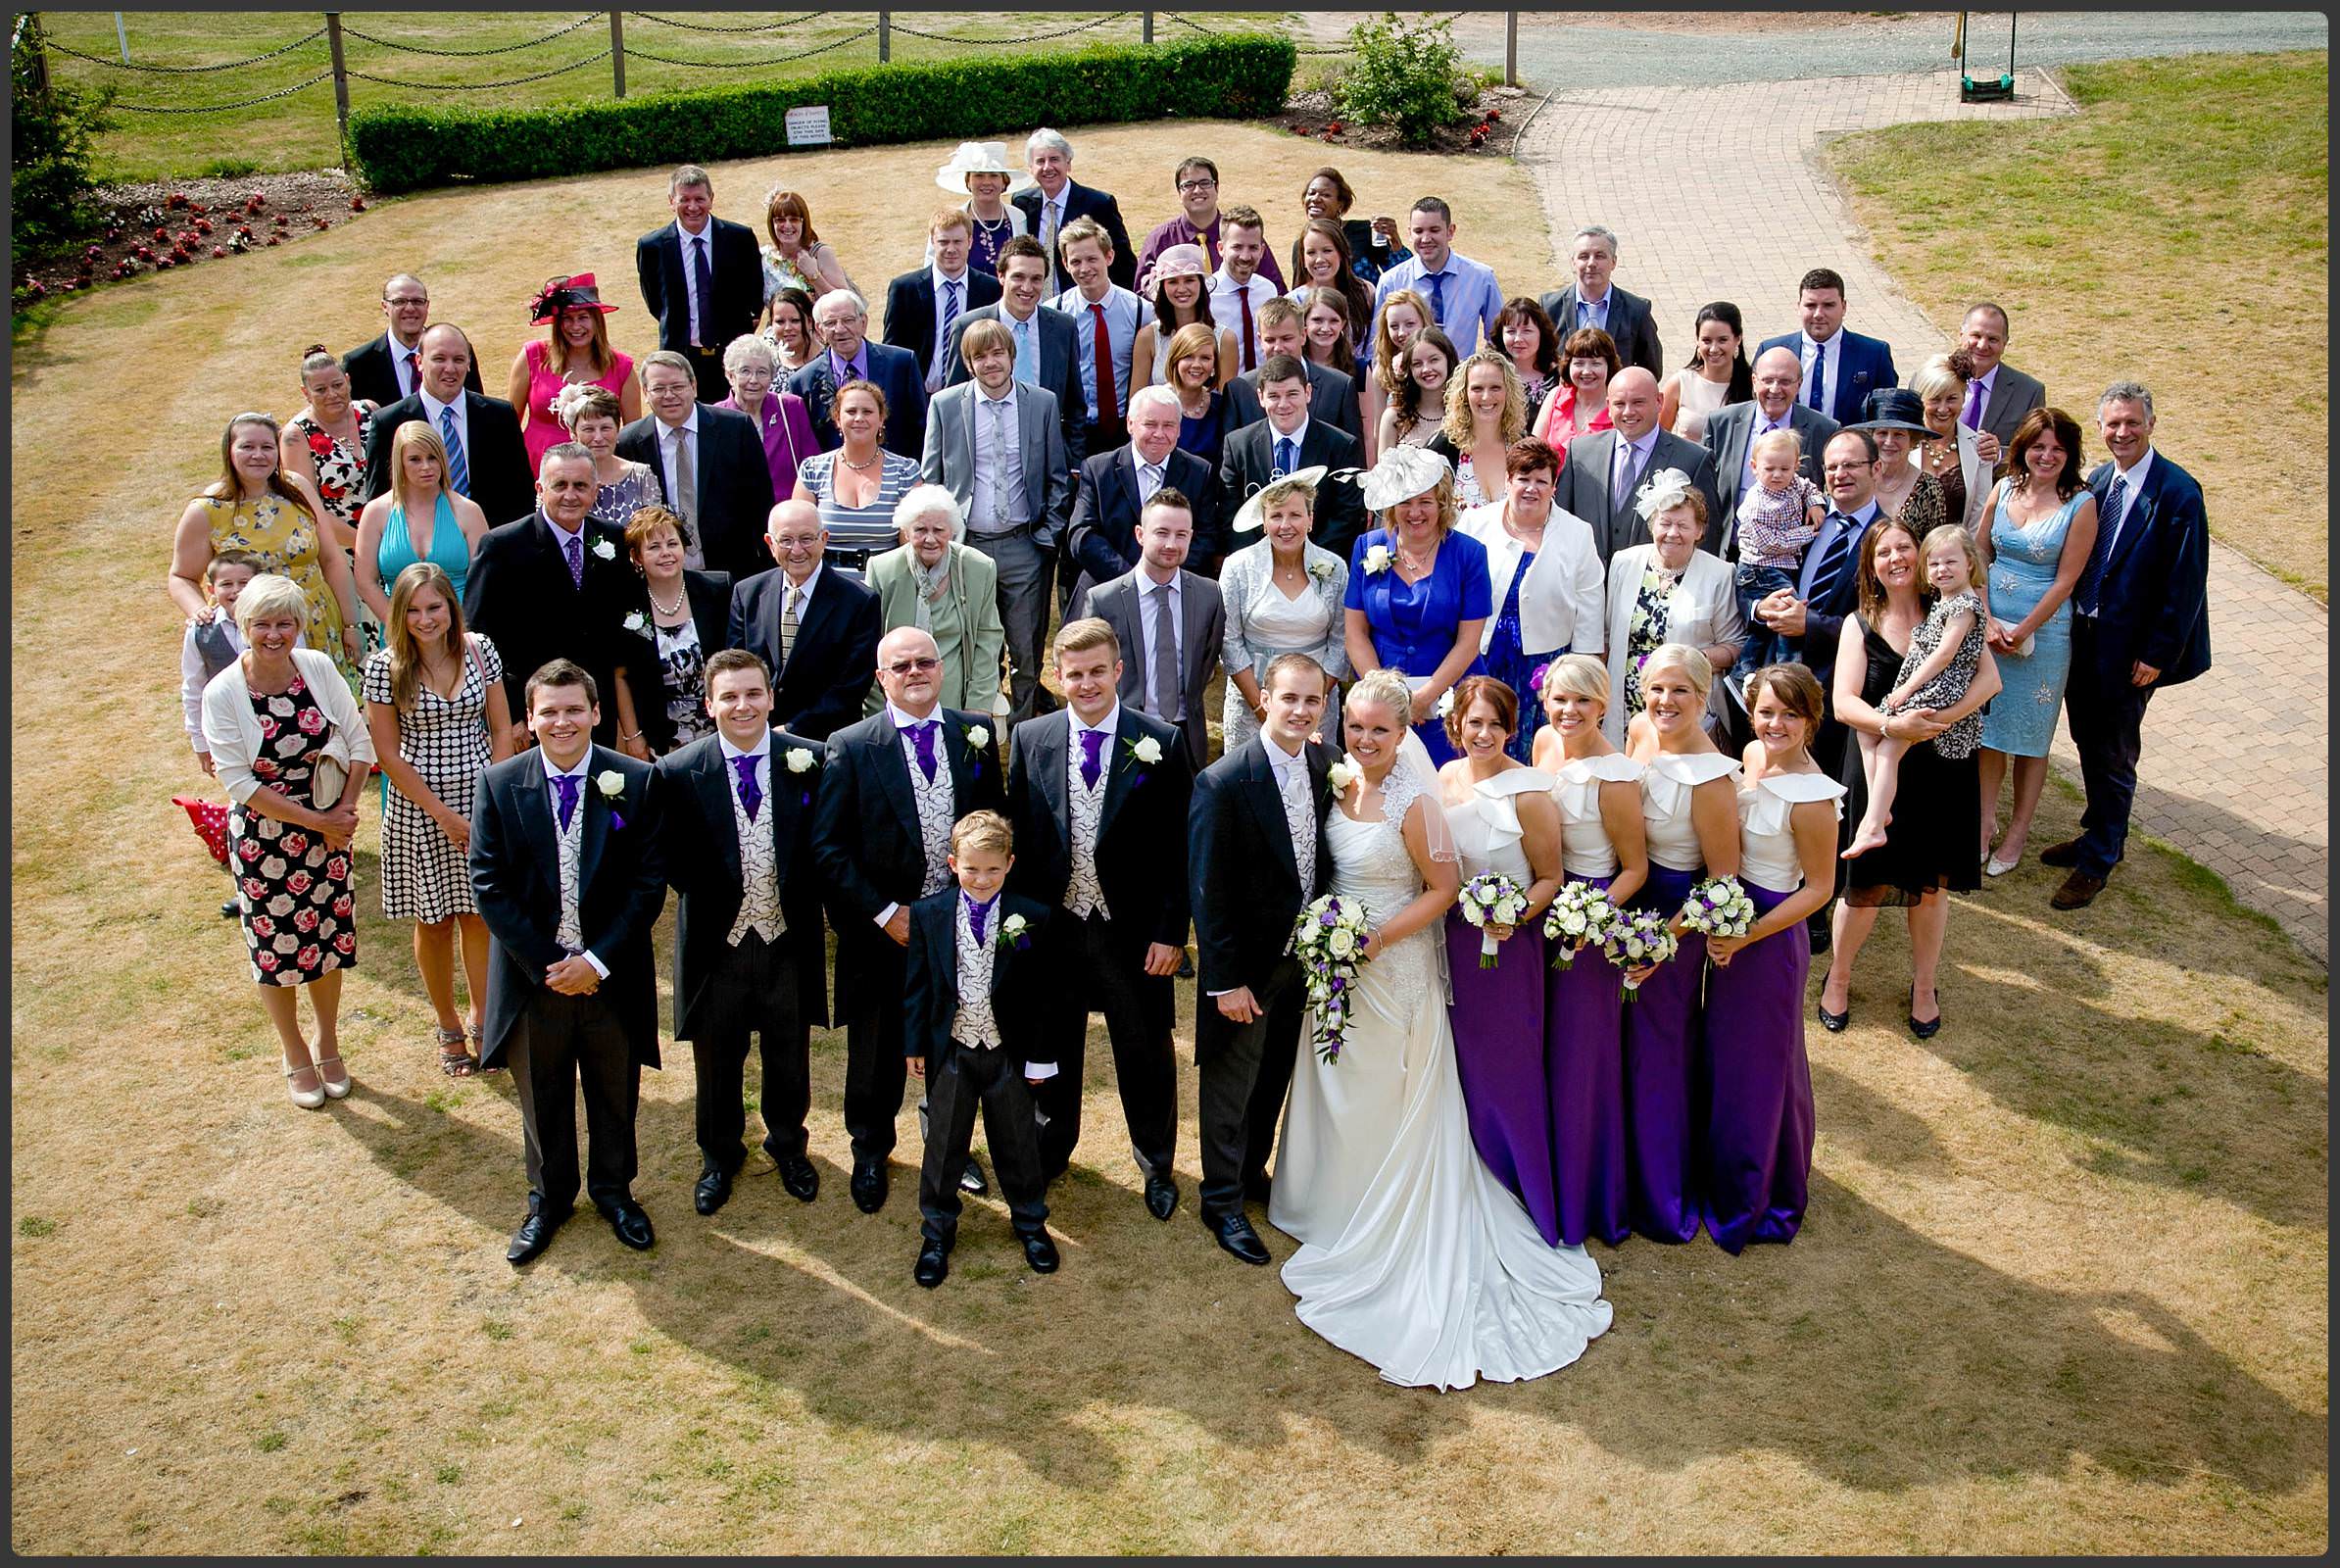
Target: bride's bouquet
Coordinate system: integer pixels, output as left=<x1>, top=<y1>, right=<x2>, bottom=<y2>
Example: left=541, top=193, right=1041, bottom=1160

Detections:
left=1292, top=895, right=1372, bottom=1063
left=1678, top=874, right=1757, bottom=944
left=1599, top=907, right=1677, bottom=1002
left=1542, top=880, right=1619, bottom=971
left=1455, top=871, right=1528, bottom=968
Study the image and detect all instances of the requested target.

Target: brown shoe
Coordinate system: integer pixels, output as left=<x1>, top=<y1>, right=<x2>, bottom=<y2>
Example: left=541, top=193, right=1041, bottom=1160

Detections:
left=2050, top=869, right=2107, bottom=909
left=2039, top=838, right=2085, bottom=868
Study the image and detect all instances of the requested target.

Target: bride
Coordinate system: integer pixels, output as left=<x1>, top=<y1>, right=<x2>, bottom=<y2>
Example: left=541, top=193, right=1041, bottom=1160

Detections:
left=1269, top=666, right=1613, bottom=1389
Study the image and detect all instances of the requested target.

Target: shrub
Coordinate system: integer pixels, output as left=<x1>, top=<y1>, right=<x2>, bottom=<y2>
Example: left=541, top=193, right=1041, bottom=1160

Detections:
left=11, top=14, right=114, bottom=253
left=347, top=33, right=1296, bottom=196
left=1338, top=12, right=1473, bottom=148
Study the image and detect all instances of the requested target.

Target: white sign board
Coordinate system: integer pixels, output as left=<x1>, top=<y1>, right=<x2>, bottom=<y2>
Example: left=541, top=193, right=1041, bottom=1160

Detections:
left=784, top=106, right=833, bottom=148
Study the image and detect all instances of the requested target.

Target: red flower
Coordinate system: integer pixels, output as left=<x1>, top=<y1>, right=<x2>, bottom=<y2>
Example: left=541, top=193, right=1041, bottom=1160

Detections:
left=251, top=915, right=274, bottom=938
left=293, top=906, right=320, bottom=934
left=242, top=876, right=268, bottom=900
left=349, top=196, right=366, bottom=213
left=255, top=951, right=279, bottom=972
left=279, top=831, right=309, bottom=857
left=251, top=758, right=278, bottom=778
left=307, top=429, right=334, bottom=458
left=296, top=707, right=327, bottom=735
left=297, top=945, right=322, bottom=970
left=285, top=869, right=315, bottom=897
left=212, top=246, right=228, bottom=259
left=1486, top=107, right=1501, bottom=121
left=238, top=839, right=263, bottom=862
left=325, top=858, right=350, bottom=883
left=332, top=932, right=355, bottom=956
left=331, top=892, right=354, bottom=917
left=1326, top=120, right=1343, bottom=133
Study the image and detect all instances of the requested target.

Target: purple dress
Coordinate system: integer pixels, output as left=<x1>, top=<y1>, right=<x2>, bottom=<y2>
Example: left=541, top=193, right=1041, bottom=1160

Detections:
left=1344, top=526, right=1493, bottom=766
left=715, top=388, right=820, bottom=508
left=1543, top=752, right=1644, bottom=1246
left=1442, top=768, right=1559, bottom=1244
left=1625, top=750, right=1741, bottom=1245
left=1700, top=770, right=1841, bottom=1252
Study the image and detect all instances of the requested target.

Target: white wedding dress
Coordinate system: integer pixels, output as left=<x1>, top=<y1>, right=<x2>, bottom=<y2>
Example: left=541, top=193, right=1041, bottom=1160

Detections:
left=1269, top=745, right=1614, bottom=1390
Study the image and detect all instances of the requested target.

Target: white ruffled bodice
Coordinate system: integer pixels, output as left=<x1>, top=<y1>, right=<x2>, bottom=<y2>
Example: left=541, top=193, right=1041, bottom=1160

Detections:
left=1446, top=767, right=1546, bottom=884
left=1639, top=750, right=1742, bottom=872
left=1547, top=751, right=1643, bottom=879
left=1737, top=770, right=1847, bottom=893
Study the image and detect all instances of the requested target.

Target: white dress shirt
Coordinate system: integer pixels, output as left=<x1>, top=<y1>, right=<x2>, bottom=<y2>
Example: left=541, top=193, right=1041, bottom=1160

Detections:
left=968, top=382, right=1028, bottom=532
left=391, top=334, right=423, bottom=400
left=2083, top=446, right=2155, bottom=616
left=1207, top=270, right=1282, bottom=370
left=418, top=388, right=468, bottom=455
left=1799, top=330, right=1842, bottom=411
left=928, top=264, right=975, bottom=392
left=678, top=220, right=713, bottom=346
left=1264, top=415, right=1312, bottom=476
left=1048, top=282, right=1145, bottom=421
left=539, top=751, right=609, bottom=977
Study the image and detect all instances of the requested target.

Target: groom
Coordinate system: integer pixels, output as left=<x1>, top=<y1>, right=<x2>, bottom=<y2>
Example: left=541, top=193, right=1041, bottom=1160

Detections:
left=1187, top=653, right=1335, bottom=1264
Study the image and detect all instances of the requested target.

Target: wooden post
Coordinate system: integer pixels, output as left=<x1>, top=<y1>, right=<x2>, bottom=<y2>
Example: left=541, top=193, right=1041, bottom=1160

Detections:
left=26, top=13, right=53, bottom=101
left=1505, top=9, right=1519, bottom=88
left=1142, top=11, right=1153, bottom=45
left=609, top=9, right=625, bottom=98
left=325, top=12, right=350, bottom=151
left=878, top=11, right=890, bottom=63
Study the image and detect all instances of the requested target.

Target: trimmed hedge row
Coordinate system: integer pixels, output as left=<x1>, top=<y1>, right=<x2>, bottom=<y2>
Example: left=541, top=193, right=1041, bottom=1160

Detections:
left=347, top=33, right=1297, bottom=195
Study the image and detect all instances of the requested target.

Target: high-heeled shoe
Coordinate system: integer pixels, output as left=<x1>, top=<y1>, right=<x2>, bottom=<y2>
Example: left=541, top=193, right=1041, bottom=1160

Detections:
left=284, top=1054, right=326, bottom=1110
left=1817, top=993, right=1850, bottom=1032
left=1907, top=985, right=1943, bottom=1040
left=315, top=1052, right=353, bottom=1100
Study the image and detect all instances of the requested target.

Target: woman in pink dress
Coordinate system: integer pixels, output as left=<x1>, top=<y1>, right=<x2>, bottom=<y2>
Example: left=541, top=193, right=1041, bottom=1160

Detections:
left=506, top=273, right=639, bottom=471
left=1528, top=326, right=1620, bottom=474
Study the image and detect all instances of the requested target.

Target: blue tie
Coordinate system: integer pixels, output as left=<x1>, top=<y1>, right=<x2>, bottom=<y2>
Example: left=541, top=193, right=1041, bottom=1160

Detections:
left=438, top=405, right=469, bottom=498
left=940, top=277, right=962, bottom=346
left=1423, top=270, right=1447, bottom=326
left=1808, top=513, right=1860, bottom=605
left=2073, top=474, right=2128, bottom=615
left=1012, top=318, right=1037, bottom=385
left=1274, top=436, right=1297, bottom=476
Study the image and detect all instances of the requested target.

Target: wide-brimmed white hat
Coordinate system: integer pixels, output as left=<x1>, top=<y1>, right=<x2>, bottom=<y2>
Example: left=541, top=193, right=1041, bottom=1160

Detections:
left=1231, top=465, right=1330, bottom=533
left=935, top=141, right=1037, bottom=196
left=1354, top=445, right=1452, bottom=512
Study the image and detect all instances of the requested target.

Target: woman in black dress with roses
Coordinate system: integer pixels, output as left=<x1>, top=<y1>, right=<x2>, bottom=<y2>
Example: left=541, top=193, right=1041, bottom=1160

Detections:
left=199, top=572, right=376, bottom=1107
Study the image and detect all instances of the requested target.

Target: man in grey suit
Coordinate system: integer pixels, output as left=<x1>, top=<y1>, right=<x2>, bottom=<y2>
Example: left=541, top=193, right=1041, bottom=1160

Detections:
left=1074, top=489, right=1225, bottom=771
left=1537, top=224, right=1663, bottom=374
left=1221, top=298, right=1363, bottom=439
left=942, top=236, right=1090, bottom=468
left=1959, top=301, right=2045, bottom=461
left=1703, top=345, right=1840, bottom=559
left=921, top=317, right=1074, bottom=722
left=1552, top=368, right=1723, bottom=564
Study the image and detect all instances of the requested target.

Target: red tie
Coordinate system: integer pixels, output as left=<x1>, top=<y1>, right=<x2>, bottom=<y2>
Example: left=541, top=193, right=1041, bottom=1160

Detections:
left=1090, top=301, right=1116, bottom=423
left=1237, top=288, right=1255, bottom=372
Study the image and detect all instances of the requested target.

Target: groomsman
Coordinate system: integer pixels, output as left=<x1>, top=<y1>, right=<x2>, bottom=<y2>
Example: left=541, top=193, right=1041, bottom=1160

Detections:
left=1076, top=491, right=1225, bottom=772
left=360, top=322, right=534, bottom=528
left=1188, top=654, right=1335, bottom=1263
left=812, top=625, right=1006, bottom=1213
left=655, top=650, right=829, bottom=1215
left=469, top=660, right=667, bottom=1264
left=635, top=164, right=763, bottom=402
left=1005, top=618, right=1193, bottom=1217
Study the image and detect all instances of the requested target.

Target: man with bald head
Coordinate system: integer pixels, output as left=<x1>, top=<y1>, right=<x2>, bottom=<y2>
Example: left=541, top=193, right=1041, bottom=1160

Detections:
left=812, top=623, right=1007, bottom=1213
left=1702, top=344, right=1840, bottom=558
left=1551, top=366, right=1722, bottom=563
left=361, top=319, right=535, bottom=527
left=343, top=272, right=482, bottom=406
left=729, top=498, right=881, bottom=742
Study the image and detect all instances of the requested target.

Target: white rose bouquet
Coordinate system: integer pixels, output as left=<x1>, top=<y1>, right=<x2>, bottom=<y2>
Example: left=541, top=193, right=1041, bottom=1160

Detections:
left=1291, top=894, right=1373, bottom=1063
left=1455, top=871, right=1528, bottom=968
left=1542, top=879, right=1620, bottom=971
left=1678, top=874, right=1757, bottom=944
left=1599, top=907, right=1677, bottom=1002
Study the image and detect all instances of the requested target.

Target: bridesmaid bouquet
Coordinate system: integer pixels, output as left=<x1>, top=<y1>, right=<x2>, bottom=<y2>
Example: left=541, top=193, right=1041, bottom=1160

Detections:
left=1600, top=908, right=1678, bottom=1002
left=1679, top=875, right=1757, bottom=942
left=1543, top=880, right=1619, bottom=970
left=1292, top=895, right=1372, bottom=1064
left=1455, top=872, right=1528, bottom=968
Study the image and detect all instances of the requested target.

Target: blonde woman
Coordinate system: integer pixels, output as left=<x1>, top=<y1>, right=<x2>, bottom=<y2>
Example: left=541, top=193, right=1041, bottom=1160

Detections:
left=1427, top=348, right=1528, bottom=508
left=1161, top=320, right=1233, bottom=467
left=354, top=420, right=488, bottom=624
left=1219, top=467, right=1349, bottom=751
left=1342, top=445, right=1490, bottom=766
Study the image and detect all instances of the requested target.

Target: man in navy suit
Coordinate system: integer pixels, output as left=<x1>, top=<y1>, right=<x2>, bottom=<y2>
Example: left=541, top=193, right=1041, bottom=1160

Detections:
left=1757, top=268, right=1897, bottom=428
left=1537, top=224, right=1664, bottom=375
left=360, top=322, right=535, bottom=529
left=882, top=208, right=1001, bottom=392
left=942, top=236, right=1090, bottom=468
left=613, top=351, right=775, bottom=580
left=634, top=165, right=763, bottom=403
left=728, top=499, right=882, bottom=742
left=1218, top=355, right=1368, bottom=565
left=1015, top=127, right=1137, bottom=294
left=2043, top=382, right=2212, bottom=909
left=789, top=288, right=930, bottom=458
left=1703, top=346, right=1840, bottom=557
left=469, top=661, right=667, bottom=1264
left=1063, top=385, right=1225, bottom=606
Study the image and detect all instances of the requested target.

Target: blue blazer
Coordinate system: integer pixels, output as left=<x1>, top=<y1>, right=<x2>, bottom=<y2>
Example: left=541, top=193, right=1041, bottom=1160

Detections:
left=1756, top=328, right=1898, bottom=427
left=787, top=342, right=931, bottom=459
left=2080, top=454, right=2212, bottom=687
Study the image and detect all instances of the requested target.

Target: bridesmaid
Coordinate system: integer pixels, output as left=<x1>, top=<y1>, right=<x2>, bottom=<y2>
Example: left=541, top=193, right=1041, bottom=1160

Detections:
left=1530, top=654, right=1646, bottom=1247
left=1621, top=642, right=1741, bottom=1244
left=1438, top=676, right=1566, bottom=1244
left=1702, top=662, right=1843, bottom=1252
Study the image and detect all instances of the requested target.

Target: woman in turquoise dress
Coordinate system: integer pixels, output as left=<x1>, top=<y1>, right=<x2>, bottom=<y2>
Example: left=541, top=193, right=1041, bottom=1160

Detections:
left=354, top=420, right=490, bottom=623
left=1974, top=407, right=2099, bottom=876
left=1341, top=446, right=1492, bottom=767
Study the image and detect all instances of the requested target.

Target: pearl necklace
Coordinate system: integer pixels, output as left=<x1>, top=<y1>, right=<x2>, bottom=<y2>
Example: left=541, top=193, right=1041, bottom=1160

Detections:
left=647, top=581, right=687, bottom=616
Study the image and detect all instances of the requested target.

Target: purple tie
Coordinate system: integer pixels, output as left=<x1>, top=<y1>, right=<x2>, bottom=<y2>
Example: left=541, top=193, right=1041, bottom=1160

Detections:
left=550, top=771, right=581, bottom=832
left=902, top=718, right=940, bottom=782
left=731, top=753, right=762, bottom=821
left=1962, top=377, right=1986, bottom=431
left=964, top=894, right=992, bottom=944
left=1078, top=726, right=1107, bottom=790
left=563, top=533, right=584, bottom=588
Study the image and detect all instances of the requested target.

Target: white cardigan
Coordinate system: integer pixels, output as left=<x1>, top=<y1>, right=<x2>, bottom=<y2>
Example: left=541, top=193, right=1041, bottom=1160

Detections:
left=200, top=646, right=376, bottom=807
left=1602, top=546, right=1744, bottom=745
left=1457, top=499, right=1607, bottom=660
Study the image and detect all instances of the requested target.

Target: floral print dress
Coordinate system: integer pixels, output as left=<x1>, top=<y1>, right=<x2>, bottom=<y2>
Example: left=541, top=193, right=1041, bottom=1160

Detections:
left=1620, top=560, right=1683, bottom=726
left=230, top=675, right=357, bottom=986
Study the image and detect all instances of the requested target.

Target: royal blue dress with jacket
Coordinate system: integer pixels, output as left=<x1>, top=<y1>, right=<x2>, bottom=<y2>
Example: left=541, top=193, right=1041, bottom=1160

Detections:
left=1343, top=526, right=1492, bottom=764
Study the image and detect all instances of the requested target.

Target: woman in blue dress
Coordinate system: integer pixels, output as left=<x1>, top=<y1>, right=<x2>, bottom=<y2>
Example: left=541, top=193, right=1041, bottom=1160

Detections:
left=1342, top=447, right=1492, bottom=767
left=354, top=421, right=487, bottom=626
left=1975, top=407, right=2098, bottom=876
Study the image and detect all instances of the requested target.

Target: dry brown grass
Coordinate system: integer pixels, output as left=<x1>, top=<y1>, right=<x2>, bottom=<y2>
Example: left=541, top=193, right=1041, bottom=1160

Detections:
left=10, top=124, right=2328, bottom=1553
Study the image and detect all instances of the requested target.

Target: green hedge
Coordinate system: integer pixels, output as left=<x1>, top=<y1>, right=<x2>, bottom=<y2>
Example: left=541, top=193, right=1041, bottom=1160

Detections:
left=347, top=33, right=1297, bottom=195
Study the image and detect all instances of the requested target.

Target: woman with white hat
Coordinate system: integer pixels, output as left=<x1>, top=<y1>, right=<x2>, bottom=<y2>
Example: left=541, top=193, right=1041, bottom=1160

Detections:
left=935, top=140, right=1034, bottom=277
left=1341, top=445, right=1492, bottom=767
left=1220, top=466, right=1350, bottom=751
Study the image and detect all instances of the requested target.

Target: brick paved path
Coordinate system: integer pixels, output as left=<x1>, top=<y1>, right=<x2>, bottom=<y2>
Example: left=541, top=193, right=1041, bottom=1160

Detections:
left=1515, top=68, right=2328, bottom=960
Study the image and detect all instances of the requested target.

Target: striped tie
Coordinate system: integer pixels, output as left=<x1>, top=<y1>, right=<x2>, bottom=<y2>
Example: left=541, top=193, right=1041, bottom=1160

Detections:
left=438, top=405, right=469, bottom=498
left=780, top=580, right=801, bottom=670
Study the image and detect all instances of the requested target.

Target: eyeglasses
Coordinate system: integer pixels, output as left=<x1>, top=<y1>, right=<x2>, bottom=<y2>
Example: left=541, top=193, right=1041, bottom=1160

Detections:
left=1176, top=178, right=1217, bottom=193
left=384, top=296, right=429, bottom=309
left=882, top=657, right=942, bottom=674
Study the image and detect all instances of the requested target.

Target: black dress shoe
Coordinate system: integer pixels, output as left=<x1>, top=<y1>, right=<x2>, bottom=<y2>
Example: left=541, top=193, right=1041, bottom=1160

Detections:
left=1020, top=1229, right=1060, bottom=1273
left=1206, top=1210, right=1272, bottom=1265
left=851, top=1159, right=888, bottom=1214
left=913, top=1240, right=951, bottom=1289
left=775, top=1153, right=819, bottom=1202
left=1817, top=996, right=1850, bottom=1033
left=506, top=1207, right=565, bottom=1265
left=219, top=898, right=240, bottom=919
left=958, top=1157, right=989, bottom=1196
left=1144, top=1172, right=1179, bottom=1221
left=2040, top=837, right=2084, bottom=868
left=694, top=1166, right=733, bottom=1216
left=1907, top=986, right=1942, bottom=1041
left=601, top=1200, right=656, bottom=1250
